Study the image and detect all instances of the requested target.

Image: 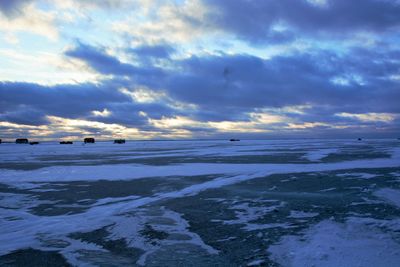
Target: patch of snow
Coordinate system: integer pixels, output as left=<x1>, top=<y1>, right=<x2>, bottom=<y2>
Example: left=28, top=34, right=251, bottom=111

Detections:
left=319, top=187, right=336, bottom=192
left=268, top=219, right=400, bottom=267
left=244, top=222, right=296, bottom=231
left=93, top=195, right=141, bottom=206
left=247, top=259, right=265, bottom=266
left=303, top=148, right=338, bottom=161
left=0, top=192, right=54, bottom=210
left=1, top=154, right=399, bottom=190
left=223, top=201, right=285, bottom=229
left=0, top=193, right=218, bottom=266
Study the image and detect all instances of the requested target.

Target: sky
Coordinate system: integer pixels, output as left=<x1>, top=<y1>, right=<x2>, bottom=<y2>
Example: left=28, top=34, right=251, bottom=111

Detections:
left=0, top=0, right=399, bottom=141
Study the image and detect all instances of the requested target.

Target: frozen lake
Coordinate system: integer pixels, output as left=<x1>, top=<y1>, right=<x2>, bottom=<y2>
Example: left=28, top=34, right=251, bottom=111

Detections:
left=0, top=139, right=400, bottom=266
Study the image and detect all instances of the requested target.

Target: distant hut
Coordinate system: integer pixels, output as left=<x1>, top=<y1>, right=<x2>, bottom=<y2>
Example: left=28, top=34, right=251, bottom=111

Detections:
left=84, top=137, right=95, bottom=144
left=230, top=139, right=240, bottom=142
left=29, top=141, right=39, bottom=145
left=114, top=139, right=125, bottom=144
left=16, top=138, right=29, bottom=144
left=60, top=141, right=73, bottom=144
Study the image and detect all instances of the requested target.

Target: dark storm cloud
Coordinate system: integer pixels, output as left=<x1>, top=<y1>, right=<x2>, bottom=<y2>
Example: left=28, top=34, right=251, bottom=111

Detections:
left=202, top=0, right=400, bottom=42
left=65, top=43, right=165, bottom=82
left=162, top=48, right=400, bottom=123
left=0, top=81, right=128, bottom=118
left=0, top=79, right=178, bottom=129
left=166, top=52, right=340, bottom=108
left=63, top=42, right=400, bottom=126
left=4, top=41, right=398, bottom=138
left=0, top=42, right=180, bottom=129
left=128, top=44, right=175, bottom=59
left=0, top=107, right=48, bottom=126
left=0, top=81, right=131, bottom=125
left=191, top=107, right=251, bottom=122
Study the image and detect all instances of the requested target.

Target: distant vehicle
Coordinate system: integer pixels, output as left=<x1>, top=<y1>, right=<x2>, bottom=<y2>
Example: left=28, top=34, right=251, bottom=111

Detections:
left=358, top=138, right=362, bottom=141
left=84, top=138, right=95, bottom=144
left=16, top=138, right=29, bottom=144
left=60, top=141, right=73, bottom=144
left=230, top=139, right=240, bottom=142
left=114, top=139, right=125, bottom=144
left=29, top=142, right=39, bottom=145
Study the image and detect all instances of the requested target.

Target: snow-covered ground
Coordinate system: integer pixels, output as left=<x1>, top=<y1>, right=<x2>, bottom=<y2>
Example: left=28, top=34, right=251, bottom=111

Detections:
left=0, top=139, right=399, bottom=266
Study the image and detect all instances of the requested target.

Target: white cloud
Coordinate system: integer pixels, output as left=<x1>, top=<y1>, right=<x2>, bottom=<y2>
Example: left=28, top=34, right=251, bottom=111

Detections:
left=0, top=3, right=58, bottom=41
left=0, top=121, right=55, bottom=138
left=335, top=112, right=397, bottom=122
left=0, top=49, right=103, bottom=85
left=287, top=122, right=330, bottom=129
left=119, top=87, right=198, bottom=111
left=254, top=105, right=312, bottom=116
left=149, top=116, right=201, bottom=129
left=149, top=110, right=289, bottom=134
left=119, top=87, right=166, bottom=103
left=3, top=33, right=19, bottom=44
left=54, top=0, right=133, bottom=10
left=330, top=74, right=365, bottom=86
left=306, top=0, right=329, bottom=8
left=208, top=120, right=271, bottom=133
left=92, top=109, right=111, bottom=117
left=248, top=112, right=288, bottom=124
left=46, top=116, right=147, bottom=139
left=112, top=0, right=213, bottom=45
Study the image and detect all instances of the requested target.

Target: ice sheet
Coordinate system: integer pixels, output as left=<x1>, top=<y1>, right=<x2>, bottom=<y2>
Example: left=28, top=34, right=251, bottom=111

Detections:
left=374, top=188, right=400, bottom=208
left=1, top=152, right=399, bottom=189
left=1, top=139, right=399, bottom=266
left=268, top=219, right=400, bottom=267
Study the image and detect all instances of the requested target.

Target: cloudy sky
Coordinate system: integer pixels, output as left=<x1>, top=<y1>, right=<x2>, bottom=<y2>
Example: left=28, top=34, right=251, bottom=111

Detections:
left=0, top=0, right=399, bottom=140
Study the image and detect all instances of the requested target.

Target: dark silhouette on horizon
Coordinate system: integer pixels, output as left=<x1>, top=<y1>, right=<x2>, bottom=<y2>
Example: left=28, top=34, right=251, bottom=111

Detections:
left=84, top=138, right=95, bottom=144
left=60, top=141, right=73, bottom=144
